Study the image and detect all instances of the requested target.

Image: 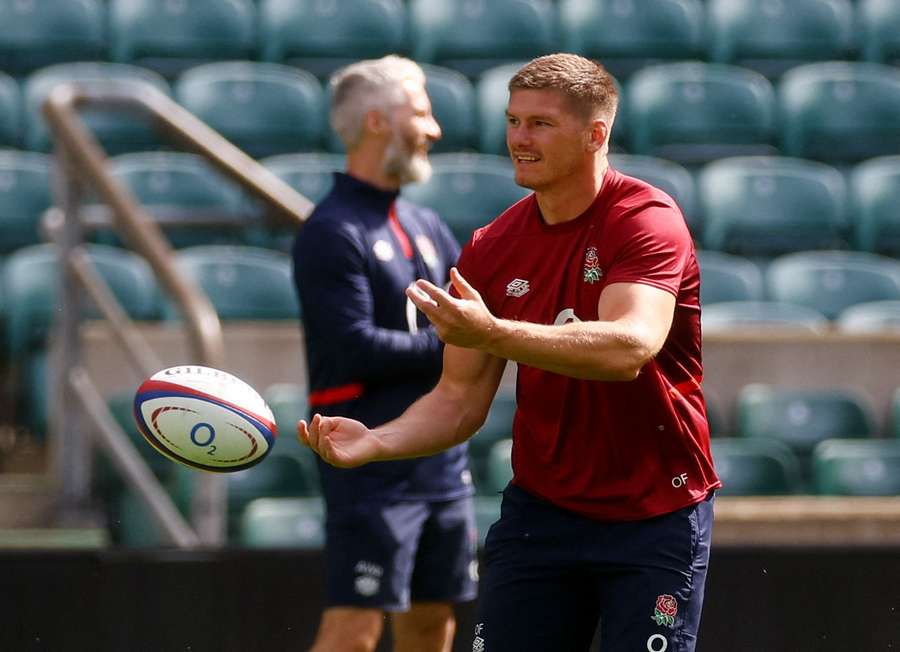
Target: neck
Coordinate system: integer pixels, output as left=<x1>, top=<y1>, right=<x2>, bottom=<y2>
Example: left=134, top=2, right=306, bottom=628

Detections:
left=346, top=145, right=401, bottom=192
left=535, top=157, right=609, bottom=225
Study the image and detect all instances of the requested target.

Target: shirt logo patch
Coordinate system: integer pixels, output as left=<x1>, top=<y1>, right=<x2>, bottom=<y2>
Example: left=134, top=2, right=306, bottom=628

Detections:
left=506, top=278, right=530, bottom=297
left=415, top=234, right=439, bottom=269
left=373, top=239, right=394, bottom=262
left=652, top=594, right=678, bottom=628
left=583, top=246, right=603, bottom=284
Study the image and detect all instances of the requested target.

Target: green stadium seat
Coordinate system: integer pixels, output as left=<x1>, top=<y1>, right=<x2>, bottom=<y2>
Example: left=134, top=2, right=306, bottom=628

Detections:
left=859, top=0, right=900, bottom=65
left=707, top=0, right=854, bottom=79
left=0, top=150, right=53, bottom=254
left=101, top=152, right=250, bottom=249
left=626, top=63, right=777, bottom=165
left=475, top=62, right=527, bottom=157
left=468, top=390, right=516, bottom=492
left=836, top=301, right=900, bottom=333
left=239, top=497, right=325, bottom=549
left=0, top=0, right=105, bottom=77
left=813, top=439, right=900, bottom=496
left=560, top=0, right=705, bottom=80
left=174, top=62, right=325, bottom=158
left=262, top=153, right=343, bottom=206
left=778, top=62, right=900, bottom=164
left=261, top=381, right=320, bottom=486
left=701, top=301, right=829, bottom=334
left=161, top=245, right=299, bottom=321
left=259, top=0, right=406, bottom=80
left=710, top=437, right=802, bottom=495
left=109, top=0, right=257, bottom=79
left=610, top=154, right=697, bottom=233
left=2, top=243, right=159, bottom=358
left=698, top=156, right=848, bottom=256
left=112, top=465, right=194, bottom=547
left=401, top=153, right=528, bottom=245
left=850, top=156, right=900, bottom=257
left=473, top=494, right=500, bottom=546
left=226, top=455, right=317, bottom=537
left=409, top=0, right=556, bottom=79
left=421, top=65, right=477, bottom=153
left=23, top=63, right=171, bottom=154
left=483, top=438, right=513, bottom=496
left=696, top=251, right=764, bottom=305
left=766, top=251, right=900, bottom=321
left=736, top=384, right=876, bottom=456
left=21, top=349, right=49, bottom=438
left=0, top=73, right=20, bottom=148
left=893, top=387, right=900, bottom=439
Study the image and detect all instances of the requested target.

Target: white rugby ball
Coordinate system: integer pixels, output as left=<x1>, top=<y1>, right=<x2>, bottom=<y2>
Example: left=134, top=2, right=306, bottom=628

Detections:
left=134, top=365, right=277, bottom=472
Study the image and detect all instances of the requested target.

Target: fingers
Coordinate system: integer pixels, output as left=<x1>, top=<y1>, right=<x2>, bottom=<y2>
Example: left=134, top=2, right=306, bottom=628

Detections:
left=449, top=267, right=478, bottom=299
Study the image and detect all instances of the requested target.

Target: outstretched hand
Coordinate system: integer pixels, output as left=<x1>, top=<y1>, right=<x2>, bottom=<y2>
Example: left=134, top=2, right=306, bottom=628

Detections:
left=297, top=414, right=381, bottom=468
left=405, top=267, right=495, bottom=349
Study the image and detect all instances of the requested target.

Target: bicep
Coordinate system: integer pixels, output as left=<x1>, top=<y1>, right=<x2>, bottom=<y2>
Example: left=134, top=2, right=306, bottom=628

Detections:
left=597, top=282, right=676, bottom=354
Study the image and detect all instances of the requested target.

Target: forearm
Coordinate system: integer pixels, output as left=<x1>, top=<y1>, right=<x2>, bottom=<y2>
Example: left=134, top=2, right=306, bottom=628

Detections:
left=483, top=318, right=653, bottom=381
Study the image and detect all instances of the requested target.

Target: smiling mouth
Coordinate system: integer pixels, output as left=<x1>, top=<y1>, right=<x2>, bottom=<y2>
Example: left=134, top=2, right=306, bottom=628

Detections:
left=513, top=153, right=541, bottom=163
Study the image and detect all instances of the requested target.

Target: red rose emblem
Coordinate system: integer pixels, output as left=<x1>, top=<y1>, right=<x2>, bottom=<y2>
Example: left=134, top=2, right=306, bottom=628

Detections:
left=656, top=594, right=678, bottom=617
left=652, top=594, right=678, bottom=627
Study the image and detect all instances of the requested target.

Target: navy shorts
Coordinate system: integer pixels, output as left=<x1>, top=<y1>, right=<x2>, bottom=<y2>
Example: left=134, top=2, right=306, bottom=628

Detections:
left=324, top=496, right=478, bottom=611
left=472, top=484, right=714, bottom=652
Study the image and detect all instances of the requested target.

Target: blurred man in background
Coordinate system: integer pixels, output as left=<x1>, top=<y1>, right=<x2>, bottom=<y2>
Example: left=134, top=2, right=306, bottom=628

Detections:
left=292, top=55, right=476, bottom=652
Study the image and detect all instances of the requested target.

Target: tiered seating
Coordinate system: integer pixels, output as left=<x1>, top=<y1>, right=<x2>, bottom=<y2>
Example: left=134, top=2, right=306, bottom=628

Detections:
left=0, top=150, right=53, bottom=254
left=850, top=156, right=900, bottom=257
left=0, top=72, right=19, bottom=148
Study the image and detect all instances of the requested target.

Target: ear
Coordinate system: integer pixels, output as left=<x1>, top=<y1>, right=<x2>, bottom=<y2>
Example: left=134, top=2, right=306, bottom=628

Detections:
left=364, top=109, right=390, bottom=137
left=585, top=117, right=610, bottom=153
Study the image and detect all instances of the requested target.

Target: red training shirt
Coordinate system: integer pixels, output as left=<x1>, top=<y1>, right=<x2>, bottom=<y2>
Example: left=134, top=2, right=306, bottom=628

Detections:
left=456, top=168, right=721, bottom=520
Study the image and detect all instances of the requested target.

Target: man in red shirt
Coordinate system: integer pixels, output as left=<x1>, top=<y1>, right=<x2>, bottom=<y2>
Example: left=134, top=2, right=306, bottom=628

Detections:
left=301, top=53, right=720, bottom=652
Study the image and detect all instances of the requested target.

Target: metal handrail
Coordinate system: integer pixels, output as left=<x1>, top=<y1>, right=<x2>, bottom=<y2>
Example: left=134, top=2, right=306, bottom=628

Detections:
left=41, top=81, right=313, bottom=545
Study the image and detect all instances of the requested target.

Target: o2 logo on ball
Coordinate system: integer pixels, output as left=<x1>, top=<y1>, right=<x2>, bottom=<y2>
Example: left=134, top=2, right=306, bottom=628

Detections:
left=134, top=366, right=277, bottom=473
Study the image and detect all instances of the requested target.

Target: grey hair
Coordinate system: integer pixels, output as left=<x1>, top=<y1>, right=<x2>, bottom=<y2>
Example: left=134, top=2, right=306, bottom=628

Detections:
left=329, top=55, right=426, bottom=150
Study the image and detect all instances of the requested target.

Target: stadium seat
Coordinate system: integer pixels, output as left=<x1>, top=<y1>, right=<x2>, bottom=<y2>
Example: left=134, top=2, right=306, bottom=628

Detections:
left=101, top=152, right=250, bottom=249
left=259, top=0, right=406, bottom=79
left=262, top=153, right=343, bottom=206
left=408, top=0, right=556, bottom=79
left=559, top=0, right=705, bottom=80
left=21, top=349, right=49, bottom=438
left=261, top=382, right=320, bottom=486
left=23, top=63, right=171, bottom=154
left=695, top=251, right=765, bottom=305
left=766, top=251, right=900, bottom=320
left=483, top=438, right=513, bottom=496
left=698, top=156, right=848, bottom=256
left=227, top=455, right=317, bottom=537
left=0, top=0, right=105, bottom=77
left=707, top=0, right=855, bottom=79
left=778, top=62, right=900, bottom=164
left=813, top=439, right=900, bottom=496
left=474, top=495, right=500, bottom=546
left=161, top=245, right=299, bottom=321
left=850, top=156, right=900, bottom=257
left=468, top=390, right=516, bottom=492
left=701, top=301, right=830, bottom=334
left=2, top=243, right=159, bottom=358
left=475, top=61, right=528, bottom=157
left=610, top=154, right=698, bottom=233
left=239, top=497, right=325, bottom=549
left=112, top=465, right=194, bottom=547
left=174, top=62, right=325, bottom=158
left=0, top=73, right=20, bottom=148
left=421, top=65, right=477, bottom=153
left=710, top=437, right=802, bottom=495
left=0, top=150, right=53, bottom=254
left=859, top=0, right=900, bottom=65
left=401, top=153, right=529, bottom=245
left=626, top=63, right=777, bottom=165
left=109, top=0, right=257, bottom=79
left=893, top=387, right=900, bottom=439
left=736, top=384, right=876, bottom=456
left=835, top=301, right=900, bottom=333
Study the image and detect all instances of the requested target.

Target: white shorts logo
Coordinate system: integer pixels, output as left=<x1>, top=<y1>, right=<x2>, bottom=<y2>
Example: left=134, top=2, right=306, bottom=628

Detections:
left=472, top=623, right=485, bottom=652
left=353, top=560, right=384, bottom=597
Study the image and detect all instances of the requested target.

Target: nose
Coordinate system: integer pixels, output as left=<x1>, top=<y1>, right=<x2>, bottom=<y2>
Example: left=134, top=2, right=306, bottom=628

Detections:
left=426, top=114, right=442, bottom=143
left=507, top=122, right=530, bottom=152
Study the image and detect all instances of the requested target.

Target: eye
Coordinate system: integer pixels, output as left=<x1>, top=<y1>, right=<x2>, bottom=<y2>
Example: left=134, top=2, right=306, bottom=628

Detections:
left=506, top=115, right=519, bottom=126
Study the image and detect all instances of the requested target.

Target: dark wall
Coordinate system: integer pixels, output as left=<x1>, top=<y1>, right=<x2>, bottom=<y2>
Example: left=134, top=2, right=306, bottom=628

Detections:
left=1, top=547, right=898, bottom=652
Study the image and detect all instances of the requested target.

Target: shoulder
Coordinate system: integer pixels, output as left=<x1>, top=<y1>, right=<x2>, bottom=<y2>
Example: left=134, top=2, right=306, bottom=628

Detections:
left=607, top=168, right=681, bottom=215
left=603, top=169, right=690, bottom=243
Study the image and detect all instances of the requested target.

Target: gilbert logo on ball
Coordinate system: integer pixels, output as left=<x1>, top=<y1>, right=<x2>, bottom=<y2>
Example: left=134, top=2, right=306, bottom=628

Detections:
left=134, top=365, right=277, bottom=472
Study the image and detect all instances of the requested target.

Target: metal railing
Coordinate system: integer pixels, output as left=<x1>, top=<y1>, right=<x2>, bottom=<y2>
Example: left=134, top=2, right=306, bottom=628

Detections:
left=42, top=81, right=312, bottom=546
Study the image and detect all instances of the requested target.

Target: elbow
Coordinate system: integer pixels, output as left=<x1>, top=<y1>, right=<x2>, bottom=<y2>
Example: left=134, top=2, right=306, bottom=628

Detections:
left=602, top=339, right=657, bottom=382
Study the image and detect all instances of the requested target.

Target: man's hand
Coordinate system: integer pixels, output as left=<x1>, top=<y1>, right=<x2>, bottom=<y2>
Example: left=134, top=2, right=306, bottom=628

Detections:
left=297, top=414, right=382, bottom=468
left=405, top=268, right=496, bottom=349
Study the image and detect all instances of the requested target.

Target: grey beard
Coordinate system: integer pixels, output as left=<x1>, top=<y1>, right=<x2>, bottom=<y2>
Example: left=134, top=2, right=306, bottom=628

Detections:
left=383, top=138, right=433, bottom=185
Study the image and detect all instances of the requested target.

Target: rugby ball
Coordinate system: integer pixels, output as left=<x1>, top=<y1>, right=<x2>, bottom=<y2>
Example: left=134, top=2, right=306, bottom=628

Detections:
left=134, top=365, right=277, bottom=472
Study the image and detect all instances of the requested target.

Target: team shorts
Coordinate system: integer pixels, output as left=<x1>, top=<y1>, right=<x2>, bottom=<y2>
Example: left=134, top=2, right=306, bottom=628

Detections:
left=323, top=496, right=478, bottom=612
left=472, top=484, right=714, bottom=652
